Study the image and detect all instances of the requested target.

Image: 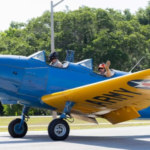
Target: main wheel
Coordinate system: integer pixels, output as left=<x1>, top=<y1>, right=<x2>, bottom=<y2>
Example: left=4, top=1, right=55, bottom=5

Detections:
left=48, top=119, right=70, bottom=141
left=8, top=118, right=28, bottom=138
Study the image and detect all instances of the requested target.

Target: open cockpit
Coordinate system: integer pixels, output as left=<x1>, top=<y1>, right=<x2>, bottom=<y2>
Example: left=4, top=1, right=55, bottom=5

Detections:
left=27, top=50, right=127, bottom=77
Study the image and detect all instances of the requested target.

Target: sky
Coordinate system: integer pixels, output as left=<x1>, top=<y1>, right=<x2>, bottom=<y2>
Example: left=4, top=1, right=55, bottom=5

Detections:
left=0, top=0, right=149, bottom=31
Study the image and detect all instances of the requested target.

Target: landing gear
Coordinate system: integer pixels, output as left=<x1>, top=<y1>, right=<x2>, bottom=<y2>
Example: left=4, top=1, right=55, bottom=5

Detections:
left=8, top=118, right=28, bottom=138
left=48, top=119, right=70, bottom=141
left=8, top=106, right=30, bottom=138
left=48, top=101, right=75, bottom=141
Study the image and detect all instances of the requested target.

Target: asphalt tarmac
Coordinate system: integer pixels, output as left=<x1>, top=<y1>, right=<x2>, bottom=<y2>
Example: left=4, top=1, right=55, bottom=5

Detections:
left=1, top=126, right=150, bottom=150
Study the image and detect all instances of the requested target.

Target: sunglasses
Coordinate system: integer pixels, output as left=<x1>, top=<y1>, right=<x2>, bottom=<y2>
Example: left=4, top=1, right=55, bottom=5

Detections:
left=98, top=68, right=104, bottom=70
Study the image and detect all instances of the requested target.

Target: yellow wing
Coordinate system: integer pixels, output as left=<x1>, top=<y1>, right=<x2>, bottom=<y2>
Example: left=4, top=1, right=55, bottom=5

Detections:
left=42, top=69, right=150, bottom=124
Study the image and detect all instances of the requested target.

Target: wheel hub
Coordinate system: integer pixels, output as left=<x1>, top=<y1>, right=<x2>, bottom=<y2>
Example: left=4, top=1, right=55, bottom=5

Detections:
left=54, top=124, right=66, bottom=137
left=14, top=123, right=24, bottom=134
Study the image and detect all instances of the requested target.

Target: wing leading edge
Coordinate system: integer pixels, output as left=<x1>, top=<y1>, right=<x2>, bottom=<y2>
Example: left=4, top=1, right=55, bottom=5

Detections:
left=42, top=69, right=150, bottom=124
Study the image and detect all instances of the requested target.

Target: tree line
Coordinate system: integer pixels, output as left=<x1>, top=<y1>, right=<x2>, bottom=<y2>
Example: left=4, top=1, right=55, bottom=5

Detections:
left=1, top=2, right=150, bottom=116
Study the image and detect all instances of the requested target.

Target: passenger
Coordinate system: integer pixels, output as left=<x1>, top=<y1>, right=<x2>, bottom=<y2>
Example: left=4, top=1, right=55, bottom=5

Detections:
left=98, top=61, right=111, bottom=77
left=49, top=51, right=63, bottom=68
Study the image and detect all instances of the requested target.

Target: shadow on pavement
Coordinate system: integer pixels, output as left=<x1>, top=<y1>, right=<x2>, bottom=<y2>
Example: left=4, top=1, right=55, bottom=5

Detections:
left=1, top=134, right=150, bottom=150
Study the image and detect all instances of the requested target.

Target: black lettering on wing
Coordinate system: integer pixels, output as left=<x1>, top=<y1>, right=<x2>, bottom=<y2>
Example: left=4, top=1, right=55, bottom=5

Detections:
left=103, top=92, right=133, bottom=100
left=114, top=88, right=141, bottom=95
left=86, top=100, right=111, bottom=107
left=85, top=88, right=142, bottom=107
left=93, top=96, right=117, bottom=103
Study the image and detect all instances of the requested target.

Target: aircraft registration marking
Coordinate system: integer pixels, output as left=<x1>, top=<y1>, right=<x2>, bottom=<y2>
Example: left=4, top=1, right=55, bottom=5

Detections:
left=86, top=88, right=142, bottom=107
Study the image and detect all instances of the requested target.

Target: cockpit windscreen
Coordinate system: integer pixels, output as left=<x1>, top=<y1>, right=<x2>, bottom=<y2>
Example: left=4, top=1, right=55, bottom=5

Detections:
left=77, top=59, right=93, bottom=70
left=28, top=51, right=45, bottom=62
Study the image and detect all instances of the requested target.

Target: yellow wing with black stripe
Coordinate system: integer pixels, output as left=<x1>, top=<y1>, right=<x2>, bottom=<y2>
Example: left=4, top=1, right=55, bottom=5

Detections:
left=42, top=69, right=150, bottom=124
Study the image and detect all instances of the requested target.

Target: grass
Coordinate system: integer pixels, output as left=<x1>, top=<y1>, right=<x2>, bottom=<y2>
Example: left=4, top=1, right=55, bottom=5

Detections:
left=1, top=116, right=150, bottom=132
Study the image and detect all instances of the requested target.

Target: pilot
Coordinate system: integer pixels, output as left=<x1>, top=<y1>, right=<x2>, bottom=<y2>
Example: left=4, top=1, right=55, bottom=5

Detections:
left=98, top=61, right=111, bottom=77
left=49, top=51, right=63, bottom=68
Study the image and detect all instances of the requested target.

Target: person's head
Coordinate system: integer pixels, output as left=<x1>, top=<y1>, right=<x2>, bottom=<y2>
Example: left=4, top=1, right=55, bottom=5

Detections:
left=98, top=63, right=105, bottom=73
left=48, top=51, right=58, bottom=63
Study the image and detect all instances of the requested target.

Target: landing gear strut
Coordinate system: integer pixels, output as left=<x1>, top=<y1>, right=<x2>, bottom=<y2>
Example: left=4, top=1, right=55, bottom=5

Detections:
left=48, top=101, right=75, bottom=141
left=8, top=106, right=30, bottom=138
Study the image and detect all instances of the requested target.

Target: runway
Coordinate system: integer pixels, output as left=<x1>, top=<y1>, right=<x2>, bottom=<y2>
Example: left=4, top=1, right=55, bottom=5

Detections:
left=1, top=126, right=150, bottom=150
left=1, top=121, right=150, bottom=128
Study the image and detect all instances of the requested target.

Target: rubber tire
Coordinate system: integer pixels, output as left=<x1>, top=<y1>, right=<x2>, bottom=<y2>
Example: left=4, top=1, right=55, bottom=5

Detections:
left=48, top=119, right=70, bottom=141
left=8, top=118, right=28, bottom=138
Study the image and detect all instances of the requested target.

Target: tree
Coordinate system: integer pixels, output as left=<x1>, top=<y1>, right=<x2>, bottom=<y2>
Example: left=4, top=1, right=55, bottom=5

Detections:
left=0, top=101, right=4, bottom=116
left=3, top=105, right=23, bottom=116
left=136, top=8, right=149, bottom=25
left=10, top=21, right=26, bottom=29
left=124, top=9, right=132, bottom=21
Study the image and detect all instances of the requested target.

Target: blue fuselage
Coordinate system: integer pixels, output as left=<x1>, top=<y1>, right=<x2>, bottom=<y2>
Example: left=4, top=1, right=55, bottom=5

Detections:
left=1, top=52, right=149, bottom=118
left=0, top=54, right=127, bottom=111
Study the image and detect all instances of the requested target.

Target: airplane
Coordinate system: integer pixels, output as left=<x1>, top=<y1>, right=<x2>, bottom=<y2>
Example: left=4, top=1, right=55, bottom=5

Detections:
left=1, top=50, right=150, bottom=141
